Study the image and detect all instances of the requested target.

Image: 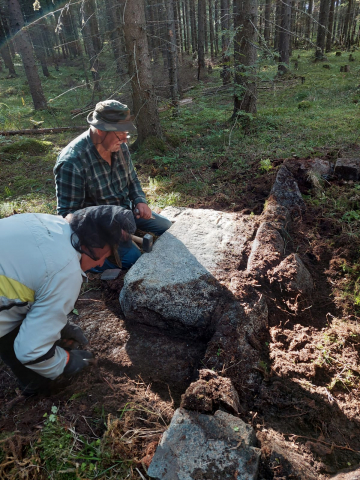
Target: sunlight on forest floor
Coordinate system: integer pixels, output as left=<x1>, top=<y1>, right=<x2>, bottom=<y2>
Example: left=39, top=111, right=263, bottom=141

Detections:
left=0, top=49, right=358, bottom=214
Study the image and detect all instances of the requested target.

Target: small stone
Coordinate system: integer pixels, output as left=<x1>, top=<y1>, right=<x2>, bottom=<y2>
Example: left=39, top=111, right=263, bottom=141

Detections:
left=100, top=269, right=121, bottom=281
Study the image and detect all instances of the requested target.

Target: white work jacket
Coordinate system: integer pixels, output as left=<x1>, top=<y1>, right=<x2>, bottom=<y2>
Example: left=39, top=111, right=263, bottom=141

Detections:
left=0, top=213, right=84, bottom=379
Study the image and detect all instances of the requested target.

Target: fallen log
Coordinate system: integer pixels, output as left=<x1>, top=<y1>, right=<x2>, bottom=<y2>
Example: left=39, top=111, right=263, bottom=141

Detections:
left=0, top=126, right=87, bottom=136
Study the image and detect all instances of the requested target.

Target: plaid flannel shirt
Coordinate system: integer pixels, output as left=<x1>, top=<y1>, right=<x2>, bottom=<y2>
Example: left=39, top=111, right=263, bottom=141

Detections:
left=54, top=129, right=147, bottom=216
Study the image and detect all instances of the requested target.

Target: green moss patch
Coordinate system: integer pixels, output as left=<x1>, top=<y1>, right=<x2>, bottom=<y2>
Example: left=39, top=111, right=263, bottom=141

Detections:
left=1, top=138, right=53, bottom=155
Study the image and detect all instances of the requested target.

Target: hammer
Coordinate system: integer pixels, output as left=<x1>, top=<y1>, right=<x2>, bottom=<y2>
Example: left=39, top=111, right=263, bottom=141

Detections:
left=131, top=233, right=153, bottom=252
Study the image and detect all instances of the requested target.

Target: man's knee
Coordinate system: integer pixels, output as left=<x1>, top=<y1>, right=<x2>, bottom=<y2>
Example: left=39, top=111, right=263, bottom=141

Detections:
left=119, top=242, right=142, bottom=269
left=156, top=214, right=172, bottom=234
left=136, top=213, right=172, bottom=236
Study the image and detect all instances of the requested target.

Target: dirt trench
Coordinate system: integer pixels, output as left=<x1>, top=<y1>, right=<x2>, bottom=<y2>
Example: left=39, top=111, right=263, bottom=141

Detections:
left=1, top=162, right=360, bottom=479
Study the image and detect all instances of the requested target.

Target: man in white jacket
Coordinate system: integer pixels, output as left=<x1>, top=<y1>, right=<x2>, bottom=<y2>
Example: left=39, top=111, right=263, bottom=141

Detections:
left=0, top=205, right=135, bottom=396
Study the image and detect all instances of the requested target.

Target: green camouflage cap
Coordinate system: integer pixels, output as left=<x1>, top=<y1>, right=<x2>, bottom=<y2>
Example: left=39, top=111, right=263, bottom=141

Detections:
left=87, top=100, right=137, bottom=133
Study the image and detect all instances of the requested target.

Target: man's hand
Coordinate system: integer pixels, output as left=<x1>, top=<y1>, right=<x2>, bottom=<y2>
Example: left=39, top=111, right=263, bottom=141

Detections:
left=134, top=203, right=152, bottom=220
left=63, top=350, right=94, bottom=377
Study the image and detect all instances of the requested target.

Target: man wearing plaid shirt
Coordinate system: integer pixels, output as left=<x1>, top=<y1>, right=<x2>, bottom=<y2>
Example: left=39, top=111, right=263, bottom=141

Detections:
left=54, top=100, right=172, bottom=270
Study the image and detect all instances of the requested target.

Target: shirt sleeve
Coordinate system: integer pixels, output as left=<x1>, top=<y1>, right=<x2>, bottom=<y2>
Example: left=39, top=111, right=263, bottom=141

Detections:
left=13, top=258, right=83, bottom=380
left=54, top=154, right=86, bottom=217
left=121, top=145, right=147, bottom=206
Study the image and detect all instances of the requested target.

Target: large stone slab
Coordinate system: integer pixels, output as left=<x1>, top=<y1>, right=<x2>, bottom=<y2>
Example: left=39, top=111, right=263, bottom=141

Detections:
left=148, top=408, right=260, bottom=480
left=158, top=207, right=256, bottom=276
left=119, top=209, right=256, bottom=337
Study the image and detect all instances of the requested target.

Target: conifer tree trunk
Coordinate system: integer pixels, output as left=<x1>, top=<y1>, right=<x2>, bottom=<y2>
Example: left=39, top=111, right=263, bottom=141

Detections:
left=182, top=0, right=190, bottom=53
left=278, top=0, right=291, bottom=73
left=332, top=0, right=339, bottom=43
left=316, top=0, right=330, bottom=59
left=204, top=0, right=208, bottom=54
left=58, top=4, right=79, bottom=58
left=189, top=0, right=197, bottom=52
left=21, top=1, right=50, bottom=77
left=29, top=22, right=50, bottom=77
left=198, top=0, right=206, bottom=76
left=274, top=0, right=281, bottom=50
left=214, top=0, right=220, bottom=54
left=209, top=0, right=215, bottom=59
left=233, top=0, right=257, bottom=116
left=350, top=5, right=359, bottom=46
left=157, top=0, right=168, bottom=68
left=305, top=0, right=313, bottom=45
left=41, top=22, right=53, bottom=59
left=8, top=0, right=47, bottom=109
left=220, top=0, right=230, bottom=51
left=297, top=0, right=305, bottom=41
left=335, top=0, right=343, bottom=45
left=22, top=2, right=50, bottom=77
left=174, top=0, right=183, bottom=62
left=0, top=41, right=16, bottom=76
left=264, top=0, right=271, bottom=44
left=104, top=0, right=124, bottom=74
left=290, top=0, right=296, bottom=52
left=326, top=0, right=336, bottom=51
left=343, top=0, right=353, bottom=49
left=87, top=0, right=102, bottom=53
left=4, top=19, right=15, bottom=57
left=165, top=0, right=179, bottom=105
left=121, top=0, right=162, bottom=142
left=151, top=0, right=162, bottom=63
left=0, top=17, right=16, bottom=76
left=146, top=0, right=156, bottom=58
left=81, top=0, right=101, bottom=91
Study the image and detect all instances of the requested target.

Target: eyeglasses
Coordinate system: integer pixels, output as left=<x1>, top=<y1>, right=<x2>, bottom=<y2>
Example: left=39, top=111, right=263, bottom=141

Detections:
left=114, top=132, right=130, bottom=140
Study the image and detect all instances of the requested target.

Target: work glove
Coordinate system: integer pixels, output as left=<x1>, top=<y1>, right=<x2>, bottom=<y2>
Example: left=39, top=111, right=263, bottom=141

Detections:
left=63, top=350, right=94, bottom=377
left=57, top=322, right=88, bottom=350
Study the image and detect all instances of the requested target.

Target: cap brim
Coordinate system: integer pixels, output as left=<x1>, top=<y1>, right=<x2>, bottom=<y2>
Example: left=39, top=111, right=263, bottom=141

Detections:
left=87, top=112, right=137, bottom=133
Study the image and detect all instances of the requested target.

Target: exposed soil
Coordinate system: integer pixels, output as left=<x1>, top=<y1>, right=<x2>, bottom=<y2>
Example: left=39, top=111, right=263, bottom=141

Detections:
left=1, top=158, right=360, bottom=479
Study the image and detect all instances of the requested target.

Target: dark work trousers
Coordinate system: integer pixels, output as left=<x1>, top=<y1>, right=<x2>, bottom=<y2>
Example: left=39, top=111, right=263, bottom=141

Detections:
left=0, top=326, right=51, bottom=396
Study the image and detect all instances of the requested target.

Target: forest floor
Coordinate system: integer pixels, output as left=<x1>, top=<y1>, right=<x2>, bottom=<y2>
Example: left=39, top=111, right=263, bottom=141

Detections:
left=1, top=50, right=360, bottom=479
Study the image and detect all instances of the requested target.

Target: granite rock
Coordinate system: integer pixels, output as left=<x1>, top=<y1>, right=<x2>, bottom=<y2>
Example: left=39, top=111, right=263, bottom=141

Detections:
left=148, top=408, right=260, bottom=480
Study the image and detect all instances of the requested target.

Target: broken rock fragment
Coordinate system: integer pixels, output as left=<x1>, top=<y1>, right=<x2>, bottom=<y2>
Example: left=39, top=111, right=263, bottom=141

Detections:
left=269, top=253, right=314, bottom=295
left=334, top=158, right=360, bottom=181
left=258, top=429, right=318, bottom=480
left=180, top=369, right=241, bottom=414
left=247, top=222, right=284, bottom=277
left=284, top=157, right=333, bottom=186
left=270, top=164, right=306, bottom=214
left=148, top=408, right=260, bottom=480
